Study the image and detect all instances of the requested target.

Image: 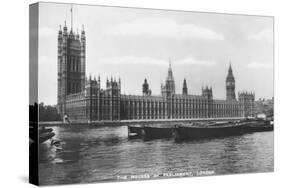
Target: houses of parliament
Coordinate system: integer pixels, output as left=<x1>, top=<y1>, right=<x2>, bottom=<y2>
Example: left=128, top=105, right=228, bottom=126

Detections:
left=57, top=22, right=255, bottom=122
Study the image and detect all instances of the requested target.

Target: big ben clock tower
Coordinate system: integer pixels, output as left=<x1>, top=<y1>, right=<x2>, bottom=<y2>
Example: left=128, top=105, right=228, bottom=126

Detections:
left=226, top=63, right=236, bottom=101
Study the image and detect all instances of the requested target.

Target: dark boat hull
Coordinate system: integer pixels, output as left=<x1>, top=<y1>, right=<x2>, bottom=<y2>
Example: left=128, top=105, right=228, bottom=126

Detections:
left=244, top=125, right=273, bottom=132
left=174, top=124, right=244, bottom=140
left=39, top=127, right=53, bottom=134
left=242, top=120, right=273, bottom=133
left=128, top=125, right=144, bottom=137
left=143, top=127, right=174, bottom=139
left=39, top=132, right=55, bottom=144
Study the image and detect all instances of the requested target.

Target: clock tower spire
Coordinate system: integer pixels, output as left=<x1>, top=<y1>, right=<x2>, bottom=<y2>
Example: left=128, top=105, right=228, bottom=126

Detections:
left=226, top=63, right=236, bottom=100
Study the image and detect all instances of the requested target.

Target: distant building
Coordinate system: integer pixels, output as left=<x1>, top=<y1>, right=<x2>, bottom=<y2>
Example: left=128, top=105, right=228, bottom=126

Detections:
left=238, top=91, right=255, bottom=117
left=254, top=98, right=274, bottom=117
left=57, top=23, right=255, bottom=122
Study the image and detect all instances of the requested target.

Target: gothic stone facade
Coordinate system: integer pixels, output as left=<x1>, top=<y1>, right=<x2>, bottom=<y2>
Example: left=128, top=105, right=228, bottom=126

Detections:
left=57, top=23, right=255, bottom=122
left=57, top=22, right=86, bottom=117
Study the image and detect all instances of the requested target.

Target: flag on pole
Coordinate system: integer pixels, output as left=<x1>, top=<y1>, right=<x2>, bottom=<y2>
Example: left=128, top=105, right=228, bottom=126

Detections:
left=71, top=5, right=73, bottom=30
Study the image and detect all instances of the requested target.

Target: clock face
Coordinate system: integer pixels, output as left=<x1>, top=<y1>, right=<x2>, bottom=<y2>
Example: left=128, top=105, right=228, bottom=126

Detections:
left=226, top=82, right=233, bottom=86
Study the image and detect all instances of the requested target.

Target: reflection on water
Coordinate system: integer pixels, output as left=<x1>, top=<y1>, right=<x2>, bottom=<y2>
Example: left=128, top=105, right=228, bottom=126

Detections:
left=39, top=125, right=273, bottom=185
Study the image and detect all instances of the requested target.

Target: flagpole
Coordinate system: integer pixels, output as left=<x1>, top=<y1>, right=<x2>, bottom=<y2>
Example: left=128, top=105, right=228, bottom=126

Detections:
left=71, top=5, right=73, bottom=31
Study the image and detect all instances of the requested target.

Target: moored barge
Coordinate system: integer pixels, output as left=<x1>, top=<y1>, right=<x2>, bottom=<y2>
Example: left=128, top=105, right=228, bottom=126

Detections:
left=128, top=119, right=274, bottom=141
left=174, top=121, right=245, bottom=140
left=242, top=119, right=273, bottom=133
left=143, top=124, right=174, bottom=139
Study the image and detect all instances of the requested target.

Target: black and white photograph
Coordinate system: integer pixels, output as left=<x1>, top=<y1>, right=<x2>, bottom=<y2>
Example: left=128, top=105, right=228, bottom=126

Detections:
left=29, top=2, right=274, bottom=186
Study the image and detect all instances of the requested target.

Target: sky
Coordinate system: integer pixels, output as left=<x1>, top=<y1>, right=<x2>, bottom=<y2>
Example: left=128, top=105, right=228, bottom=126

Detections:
left=38, top=2, right=274, bottom=105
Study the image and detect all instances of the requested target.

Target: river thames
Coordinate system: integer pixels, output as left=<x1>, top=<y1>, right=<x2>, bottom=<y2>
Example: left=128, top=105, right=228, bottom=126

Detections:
left=39, top=125, right=273, bottom=185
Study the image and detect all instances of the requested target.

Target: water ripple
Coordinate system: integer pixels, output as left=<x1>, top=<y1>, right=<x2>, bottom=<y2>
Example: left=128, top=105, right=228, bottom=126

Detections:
left=39, top=125, right=273, bottom=185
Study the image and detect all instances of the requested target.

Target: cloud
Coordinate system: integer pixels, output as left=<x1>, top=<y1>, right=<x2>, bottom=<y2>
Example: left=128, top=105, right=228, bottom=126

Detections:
left=247, top=61, right=272, bottom=69
left=176, top=57, right=216, bottom=66
left=249, top=29, right=273, bottom=42
left=105, top=18, right=224, bottom=40
left=98, top=56, right=216, bottom=67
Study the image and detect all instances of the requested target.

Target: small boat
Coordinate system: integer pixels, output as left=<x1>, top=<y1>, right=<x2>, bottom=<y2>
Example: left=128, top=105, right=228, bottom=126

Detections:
left=174, top=121, right=245, bottom=140
left=39, top=126, right=53, bottom=134
left=128, top=124, right=144, bottom=137
left=39, top=132, right=55, bottom=144
left=51, top=139, right=61, bottom=146
left=29, top=123, right=56, bottom=145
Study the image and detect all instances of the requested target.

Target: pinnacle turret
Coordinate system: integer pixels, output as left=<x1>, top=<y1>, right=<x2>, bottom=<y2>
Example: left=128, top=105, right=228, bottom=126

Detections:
left=182, top=78, right=188, bottom=95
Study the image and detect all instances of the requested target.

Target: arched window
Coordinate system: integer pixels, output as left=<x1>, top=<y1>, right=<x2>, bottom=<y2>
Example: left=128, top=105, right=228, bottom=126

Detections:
left=76, top=60, right=79, bottom=72
left=73, top=58, right=75, bottom=72
left=68, top=57, right=71, bottom=71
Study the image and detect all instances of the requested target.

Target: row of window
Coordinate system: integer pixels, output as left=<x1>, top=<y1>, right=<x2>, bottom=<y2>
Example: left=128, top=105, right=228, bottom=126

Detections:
left=67, top=82, right=81, bottom=94
left=64, top=96, right=248, bottom=120
left=67, top=56, right=81, bottom=72
left=121, top=106, right=242, bottom=117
